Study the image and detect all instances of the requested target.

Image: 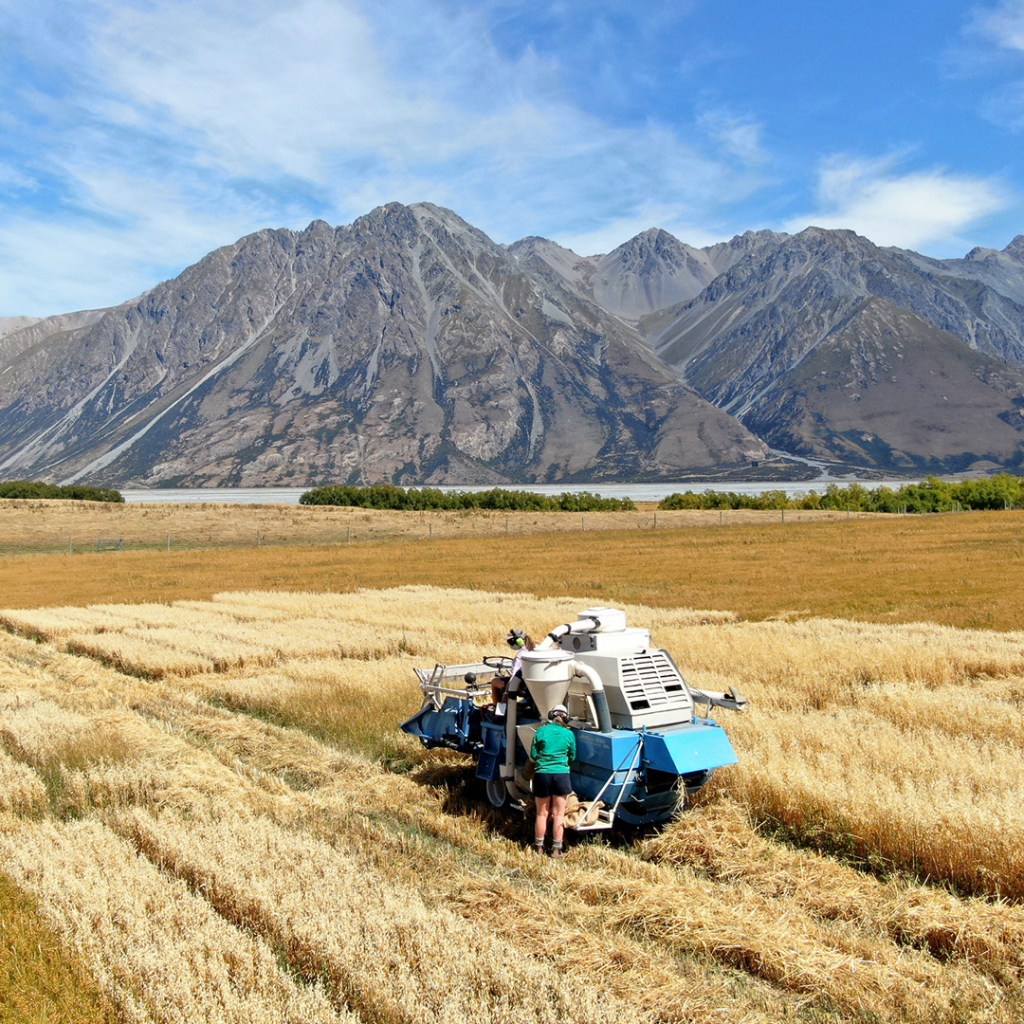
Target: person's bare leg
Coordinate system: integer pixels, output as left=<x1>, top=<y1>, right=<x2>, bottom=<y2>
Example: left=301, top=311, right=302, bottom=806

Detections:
left=549, top=794, right=567, bottom=857
left=534, top=797, right=550, bottom=851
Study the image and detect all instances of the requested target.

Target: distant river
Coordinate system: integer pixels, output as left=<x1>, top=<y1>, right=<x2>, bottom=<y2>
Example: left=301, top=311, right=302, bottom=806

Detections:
left=120, top=479, right=923, bottom=505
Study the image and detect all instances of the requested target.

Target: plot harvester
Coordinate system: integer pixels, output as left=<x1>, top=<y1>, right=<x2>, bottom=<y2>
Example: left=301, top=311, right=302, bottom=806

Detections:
left=401, top=608, right=745, bottom=829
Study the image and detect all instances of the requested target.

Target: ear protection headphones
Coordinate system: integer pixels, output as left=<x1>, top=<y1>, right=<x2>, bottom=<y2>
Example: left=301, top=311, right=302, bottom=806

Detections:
left=507, top=629, right=526, bottom=648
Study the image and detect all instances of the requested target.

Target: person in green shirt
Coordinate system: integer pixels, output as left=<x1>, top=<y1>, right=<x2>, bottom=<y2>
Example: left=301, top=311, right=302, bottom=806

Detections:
left=530, top=704, right=575, bottom=858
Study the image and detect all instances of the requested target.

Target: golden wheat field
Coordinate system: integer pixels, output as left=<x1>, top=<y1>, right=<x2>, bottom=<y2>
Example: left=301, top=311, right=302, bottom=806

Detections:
left=1, top=566, right=1024, bottom=1023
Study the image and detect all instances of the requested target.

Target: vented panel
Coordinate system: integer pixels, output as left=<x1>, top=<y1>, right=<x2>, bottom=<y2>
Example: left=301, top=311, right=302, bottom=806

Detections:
left=620, top=651, right=688, bottom=711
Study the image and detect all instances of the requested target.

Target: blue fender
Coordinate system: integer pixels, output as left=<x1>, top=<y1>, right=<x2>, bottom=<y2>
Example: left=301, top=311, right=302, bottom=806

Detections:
left=641, top=721, right=738, bottom=774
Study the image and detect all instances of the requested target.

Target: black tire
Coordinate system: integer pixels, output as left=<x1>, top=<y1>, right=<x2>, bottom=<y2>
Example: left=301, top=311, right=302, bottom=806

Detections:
left=484, top=777, right=508, bottom=808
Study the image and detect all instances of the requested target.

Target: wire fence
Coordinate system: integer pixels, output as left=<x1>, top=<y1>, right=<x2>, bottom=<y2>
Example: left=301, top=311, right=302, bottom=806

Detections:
left=0, top=506, right=898, bottom=558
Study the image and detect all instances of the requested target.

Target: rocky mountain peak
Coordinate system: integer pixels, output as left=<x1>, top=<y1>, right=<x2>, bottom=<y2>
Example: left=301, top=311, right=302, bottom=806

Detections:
left=303, top=218, right=334, bottom=235
left=702, top=229, right=788, bottom=275
left=964, top=245, right=999, bottom=263
left=792, top=225, right=872, bottom=253
left=350, top=201, right=421, bottom=243
left=608, top=228, right=690, bottom=268
left=1004, top=235, right=1024, bottom=261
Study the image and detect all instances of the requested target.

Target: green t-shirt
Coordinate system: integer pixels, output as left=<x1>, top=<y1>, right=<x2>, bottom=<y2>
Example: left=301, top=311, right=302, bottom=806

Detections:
left=531, top=721, right=576, bottom=774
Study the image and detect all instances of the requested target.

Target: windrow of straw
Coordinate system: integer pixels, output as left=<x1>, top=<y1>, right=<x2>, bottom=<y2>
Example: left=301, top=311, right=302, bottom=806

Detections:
left=0, top=748, right=46, bottom=814
left=0, top=815, right=352, bottom=1024
left=4, top=587, right=1024, bottom=1023
left=645, top=802, right=1024, bottom=985
left=112, top=806, right=646, bottom=1024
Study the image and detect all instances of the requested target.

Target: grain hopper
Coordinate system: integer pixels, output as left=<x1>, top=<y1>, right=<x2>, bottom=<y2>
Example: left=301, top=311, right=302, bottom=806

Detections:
left=400, top=607, right=746, bottom=829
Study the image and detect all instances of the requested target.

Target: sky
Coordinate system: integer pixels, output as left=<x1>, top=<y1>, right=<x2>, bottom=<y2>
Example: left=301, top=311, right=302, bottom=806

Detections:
left=1, top=0, right=1024, bottom=317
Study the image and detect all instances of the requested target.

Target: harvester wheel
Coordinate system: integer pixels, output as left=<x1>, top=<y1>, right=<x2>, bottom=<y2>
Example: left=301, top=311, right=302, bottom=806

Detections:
left=484, top=778, right=508, bottom=808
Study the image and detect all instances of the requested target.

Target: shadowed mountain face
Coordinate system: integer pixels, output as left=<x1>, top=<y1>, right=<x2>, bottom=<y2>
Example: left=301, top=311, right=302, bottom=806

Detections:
left=740, top=298, right=1024, bottom=473
left=635, top=227, right=1024, bottom=474
left=0, top=205, right=1022, bottom=485
left=0, top=204, right=764, bottom=487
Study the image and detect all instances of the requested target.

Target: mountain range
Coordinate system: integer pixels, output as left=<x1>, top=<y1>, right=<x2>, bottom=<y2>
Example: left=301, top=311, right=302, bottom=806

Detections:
left=1, top=202, right=1022, bottom=487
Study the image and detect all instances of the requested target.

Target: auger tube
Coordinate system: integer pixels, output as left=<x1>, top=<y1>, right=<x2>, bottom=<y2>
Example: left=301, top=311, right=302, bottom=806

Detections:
left=501, top=676, right=531, bottom=803
left=568, top=660, right=613, bottom=733
left=537, top=615, right=601, bottom=650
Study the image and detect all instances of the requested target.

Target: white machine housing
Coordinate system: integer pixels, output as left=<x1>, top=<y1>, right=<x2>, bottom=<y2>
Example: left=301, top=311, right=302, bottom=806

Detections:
left=548, top=607, right=696, bottom=730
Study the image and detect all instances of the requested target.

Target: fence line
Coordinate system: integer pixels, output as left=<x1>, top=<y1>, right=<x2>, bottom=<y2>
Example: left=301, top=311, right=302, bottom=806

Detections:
left=0, top=508, right=905, bottom=558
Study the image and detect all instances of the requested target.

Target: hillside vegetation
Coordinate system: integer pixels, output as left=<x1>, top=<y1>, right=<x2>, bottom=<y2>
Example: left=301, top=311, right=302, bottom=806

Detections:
left=2, top=581, right=1024, bottom=1022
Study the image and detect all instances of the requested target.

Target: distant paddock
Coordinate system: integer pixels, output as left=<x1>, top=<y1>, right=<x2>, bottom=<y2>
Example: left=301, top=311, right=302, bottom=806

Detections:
left=2, top=500, right=1023, bottom=633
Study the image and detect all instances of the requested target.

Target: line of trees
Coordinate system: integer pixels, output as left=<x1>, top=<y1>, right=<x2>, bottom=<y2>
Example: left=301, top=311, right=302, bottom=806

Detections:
left=299, top=483, right=636, bottom=512
left=0, top=480, right=124, bottom=503
left=658, top=475, right=1024, bottom=513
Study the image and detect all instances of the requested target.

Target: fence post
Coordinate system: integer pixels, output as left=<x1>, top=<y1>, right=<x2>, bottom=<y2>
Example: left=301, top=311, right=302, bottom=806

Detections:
left=653, top=512, right=657, bottom=529
left=68, top=535, right=73, bottom=554
left=166, top=533, right=171, bottom=552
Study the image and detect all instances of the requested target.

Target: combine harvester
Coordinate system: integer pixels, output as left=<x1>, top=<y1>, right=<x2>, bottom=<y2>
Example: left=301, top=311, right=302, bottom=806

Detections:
left=401, top=608, right=746, bottom=830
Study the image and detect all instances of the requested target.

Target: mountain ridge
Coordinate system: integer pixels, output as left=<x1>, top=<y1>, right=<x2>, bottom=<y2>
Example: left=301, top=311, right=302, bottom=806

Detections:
left=0, top=204, right=1022, bottom=485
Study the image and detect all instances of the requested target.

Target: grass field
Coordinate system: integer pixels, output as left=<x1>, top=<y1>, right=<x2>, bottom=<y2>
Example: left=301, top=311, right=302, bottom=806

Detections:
left=2, top=502, right=1023, bottom=629
left=2, top=501, right=1024, bottom=1022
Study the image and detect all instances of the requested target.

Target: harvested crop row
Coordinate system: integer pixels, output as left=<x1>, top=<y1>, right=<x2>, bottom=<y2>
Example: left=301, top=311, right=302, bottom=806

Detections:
left=0, top=816, right=354, bottom=1024
left=0, top=747, right=46, bottom=814
left=113, top=807, right=647, bottom=1024
left=645, top=801, right=1024, bottom=986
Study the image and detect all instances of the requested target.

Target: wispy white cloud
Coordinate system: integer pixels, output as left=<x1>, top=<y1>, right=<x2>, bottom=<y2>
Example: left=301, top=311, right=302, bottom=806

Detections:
left=784, top=154, right=1009, bottom=252
left=979, top=79, right=1024, bottom=129
left=94, top=0, right=456, bottom=179
left=971, top=0, right=1024, bottom=51
left=0, top=0, right=770, bottom=313
left=0, top=163, right=38, bottom=191
left=959, top=2, right=1024, bottom=130
left=697, top=107, right=768, bottom=165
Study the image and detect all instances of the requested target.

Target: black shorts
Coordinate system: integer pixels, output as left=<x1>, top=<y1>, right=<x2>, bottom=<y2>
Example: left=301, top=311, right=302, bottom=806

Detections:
left=533, top=772, right=572, bottom=798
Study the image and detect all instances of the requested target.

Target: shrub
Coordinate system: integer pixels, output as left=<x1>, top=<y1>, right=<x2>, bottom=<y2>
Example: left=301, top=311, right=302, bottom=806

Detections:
left=299, top=485, right=635, bottom=512
left=659, top=474, right=1024, bottom=514
left=0, top=481, right=123, bottom=503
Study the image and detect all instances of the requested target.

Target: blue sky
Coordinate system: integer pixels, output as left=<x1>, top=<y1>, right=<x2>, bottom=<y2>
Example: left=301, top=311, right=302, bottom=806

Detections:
left=1, top=0, right=1023, bottom=317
